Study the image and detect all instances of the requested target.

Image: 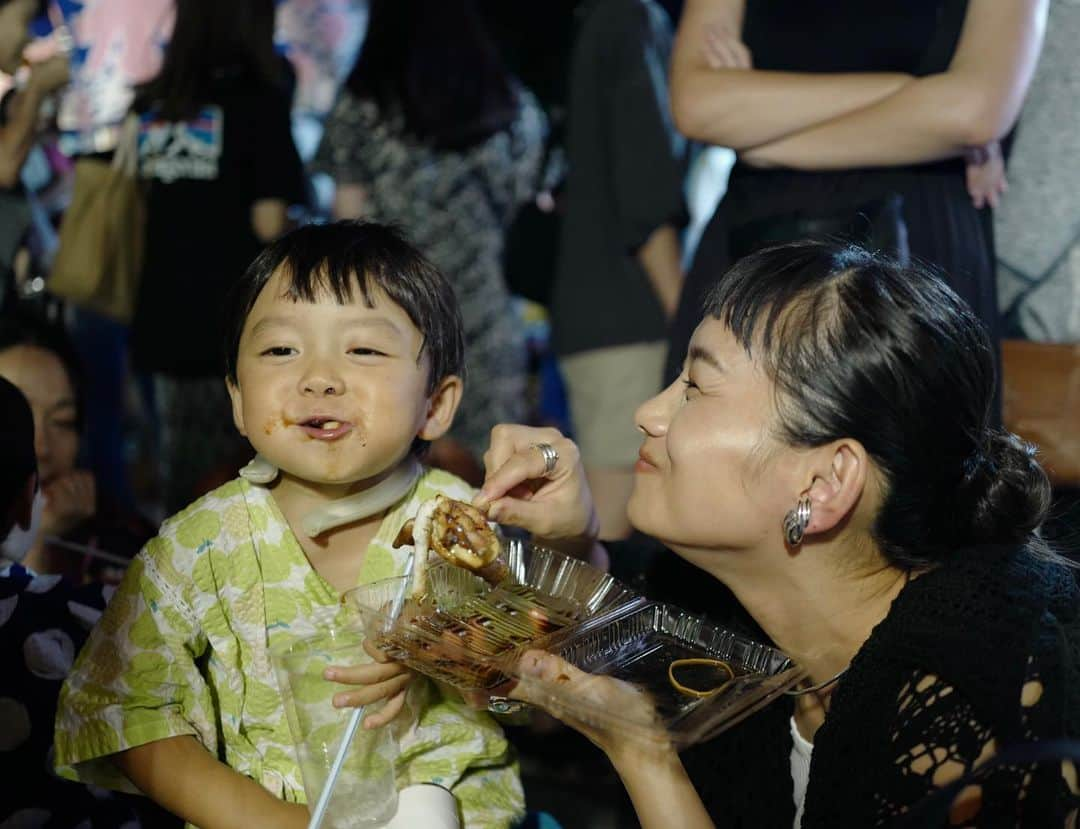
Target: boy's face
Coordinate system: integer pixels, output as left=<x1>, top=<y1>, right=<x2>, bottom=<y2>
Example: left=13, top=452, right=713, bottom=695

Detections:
left=227, top=268, right=462, bottom=491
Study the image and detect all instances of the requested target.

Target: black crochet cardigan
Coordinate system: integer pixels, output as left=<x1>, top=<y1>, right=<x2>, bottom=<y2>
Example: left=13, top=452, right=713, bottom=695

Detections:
left=641, top=545, right=1080, bottom=827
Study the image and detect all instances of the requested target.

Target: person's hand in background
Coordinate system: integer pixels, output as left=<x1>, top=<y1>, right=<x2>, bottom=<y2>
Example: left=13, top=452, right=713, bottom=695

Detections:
left=41, top=468, right=94, bottom=538
left=965, top=141, right=1007, bottom=209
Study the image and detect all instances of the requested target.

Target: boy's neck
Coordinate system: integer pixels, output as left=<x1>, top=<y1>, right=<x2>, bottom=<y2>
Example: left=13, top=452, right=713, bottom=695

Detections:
left=268, top=465, right=412, bottom=595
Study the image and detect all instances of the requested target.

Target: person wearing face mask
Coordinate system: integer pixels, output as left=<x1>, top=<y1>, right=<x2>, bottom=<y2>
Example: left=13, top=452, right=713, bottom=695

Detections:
left=0, top=312, right=154, bottom=581
left=0, top=376, right=177, bottom=827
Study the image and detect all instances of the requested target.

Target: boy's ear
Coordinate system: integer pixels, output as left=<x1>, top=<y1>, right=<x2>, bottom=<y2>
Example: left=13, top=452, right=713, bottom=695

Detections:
left=417, top=375, right=463, bottom=442
left=226, top=378, right=248, bottom=437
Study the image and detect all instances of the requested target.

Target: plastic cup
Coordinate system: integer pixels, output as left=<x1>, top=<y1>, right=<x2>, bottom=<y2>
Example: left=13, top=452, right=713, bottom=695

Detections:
left=273, top=618, right=399, bottom=829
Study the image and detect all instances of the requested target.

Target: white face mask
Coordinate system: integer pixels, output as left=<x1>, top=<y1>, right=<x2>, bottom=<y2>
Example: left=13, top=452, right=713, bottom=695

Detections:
left=2, top=486, right=45, bottom=564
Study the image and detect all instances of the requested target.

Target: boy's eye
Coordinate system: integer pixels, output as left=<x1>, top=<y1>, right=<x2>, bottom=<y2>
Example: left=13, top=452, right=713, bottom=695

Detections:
left=349, top=347, right=388, bottom=357
left=260, top=346, right=296, bottom=357
left=681, top=376, right=700, bottom=399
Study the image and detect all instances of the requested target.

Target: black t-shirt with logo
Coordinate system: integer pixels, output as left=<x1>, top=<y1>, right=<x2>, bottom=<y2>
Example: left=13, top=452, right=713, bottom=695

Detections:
left=131, top=64, right=307, bottom=377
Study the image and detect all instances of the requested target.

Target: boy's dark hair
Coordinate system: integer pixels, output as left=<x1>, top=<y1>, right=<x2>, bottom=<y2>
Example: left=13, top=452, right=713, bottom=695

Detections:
left=0, top=311, right=85, bottom=430
left=0, top=376, right=35, bottom=541
left=703, top=240, right=1052, bottom=569
left=224, top=221, right=466, bottom=395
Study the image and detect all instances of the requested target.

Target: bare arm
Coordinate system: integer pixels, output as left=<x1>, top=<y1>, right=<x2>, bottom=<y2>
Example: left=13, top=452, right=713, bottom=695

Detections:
left=250, top=198, right=289, bottom=243
left=0, top=57, right=68, bottom=189
left=332, top=182, right=368, bottom=220
left=637, top=223, right=682, bottom=320
left=113, top=736, right=308, bottom=829
left=741, top=0, right=1047, bottom=170
left=613, top=752, right=716, bottom=829
left=670, top=0, right=912, bottom=149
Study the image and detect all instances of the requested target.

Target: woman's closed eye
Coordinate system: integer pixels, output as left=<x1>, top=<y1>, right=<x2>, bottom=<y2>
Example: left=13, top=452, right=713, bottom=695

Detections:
left=49, top=416, right=79, bottom=432
left=681, top=376, right=701, bottom=399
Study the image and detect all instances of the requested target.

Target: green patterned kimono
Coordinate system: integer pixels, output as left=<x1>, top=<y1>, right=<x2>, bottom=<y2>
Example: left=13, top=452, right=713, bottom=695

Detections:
left=54, top=468, right=524, bottom=828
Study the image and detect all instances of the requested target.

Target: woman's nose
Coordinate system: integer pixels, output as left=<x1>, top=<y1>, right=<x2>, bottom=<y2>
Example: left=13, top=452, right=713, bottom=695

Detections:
left=635, top=381, right=676, bottom=437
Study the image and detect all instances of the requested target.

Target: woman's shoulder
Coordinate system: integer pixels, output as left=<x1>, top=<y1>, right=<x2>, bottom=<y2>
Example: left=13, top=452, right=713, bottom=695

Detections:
left=857, top=547, right=1078, bottom=731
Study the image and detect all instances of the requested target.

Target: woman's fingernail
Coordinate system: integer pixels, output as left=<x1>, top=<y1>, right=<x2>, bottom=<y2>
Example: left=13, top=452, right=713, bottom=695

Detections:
left=324, top=668, right=337, bottom=681
left=332, top=695, right=344, bottom=708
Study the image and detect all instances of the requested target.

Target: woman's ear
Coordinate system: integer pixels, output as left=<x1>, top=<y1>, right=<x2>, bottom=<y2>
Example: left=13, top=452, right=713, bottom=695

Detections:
left=804, top=440, right=870, bottom=537
left=226, top=378, right=248, bottom=437
left=417, top=375, right=464, bottom=442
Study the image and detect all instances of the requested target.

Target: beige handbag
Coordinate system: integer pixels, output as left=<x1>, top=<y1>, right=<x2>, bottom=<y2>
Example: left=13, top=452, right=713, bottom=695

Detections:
left=49, top=114, right=145, bottom=323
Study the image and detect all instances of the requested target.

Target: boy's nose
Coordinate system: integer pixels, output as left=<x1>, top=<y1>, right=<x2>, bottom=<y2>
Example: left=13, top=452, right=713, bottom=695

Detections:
left=299, top=363, right=345, bottom=396
left=301, top=378, right=342, bottom=396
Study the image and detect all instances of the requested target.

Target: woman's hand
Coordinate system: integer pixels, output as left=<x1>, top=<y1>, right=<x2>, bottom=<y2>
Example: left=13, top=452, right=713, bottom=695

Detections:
left=473, top=425, right=599, bottom=544
left=701, top=20, right=752, bottom=70
left=325, top=638, right=415, bottom=729
left=41, top=469, right=95, bottom=537
left=509, top=650, right=667, bottom=766
left=964, top=141, right=1007, bottom=209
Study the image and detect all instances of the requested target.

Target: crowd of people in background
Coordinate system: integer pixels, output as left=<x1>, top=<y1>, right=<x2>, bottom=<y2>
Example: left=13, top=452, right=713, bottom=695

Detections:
left=0, top=0, right=1078, bottom=827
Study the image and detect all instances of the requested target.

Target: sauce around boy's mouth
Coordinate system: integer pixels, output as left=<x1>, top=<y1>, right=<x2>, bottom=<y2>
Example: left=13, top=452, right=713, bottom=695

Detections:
left=296, top=417, right=355, bottom=441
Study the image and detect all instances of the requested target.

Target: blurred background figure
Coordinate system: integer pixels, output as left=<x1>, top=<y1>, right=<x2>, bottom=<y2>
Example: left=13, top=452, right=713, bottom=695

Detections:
left=128, top=0, right=307, bottom=513
left=666, top=0, right=1047, bottom=408
left=550, top=0, right=687, bottom=542
left=313, top=0, right=545, bottom=484
left=0, top=312, right=153, bottom=581
left=0, top=0, right=68, bottom=310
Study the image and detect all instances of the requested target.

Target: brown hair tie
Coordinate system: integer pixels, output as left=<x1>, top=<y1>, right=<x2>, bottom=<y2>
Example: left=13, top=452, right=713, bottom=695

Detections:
left=668, top=658, right=736, bottom=699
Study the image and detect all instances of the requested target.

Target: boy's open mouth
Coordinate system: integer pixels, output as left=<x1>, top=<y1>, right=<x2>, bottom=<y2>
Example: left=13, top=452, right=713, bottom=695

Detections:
left=297, top=417, right=355, bottom=441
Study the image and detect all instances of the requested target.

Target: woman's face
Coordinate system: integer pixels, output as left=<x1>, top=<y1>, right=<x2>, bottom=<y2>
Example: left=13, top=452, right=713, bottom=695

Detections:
left=0, top=345, right=79, bottom=487
left=628, top=317, right=805, bottom=554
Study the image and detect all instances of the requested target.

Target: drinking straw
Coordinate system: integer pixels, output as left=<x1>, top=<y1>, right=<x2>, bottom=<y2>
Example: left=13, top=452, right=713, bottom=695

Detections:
left=307, top=552, right=415, bottom=829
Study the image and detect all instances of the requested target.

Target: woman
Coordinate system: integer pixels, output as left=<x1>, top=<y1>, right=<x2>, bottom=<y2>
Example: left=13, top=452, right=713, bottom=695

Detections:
left=130, top=0, right=306, bottom=511
left=313, top=0, right=545, bottom=479
left=664, top=0, right=1047, bottom=393
left=0, top=313, right=154, bottom=581
left=474, top=241, right=1080, bottom=826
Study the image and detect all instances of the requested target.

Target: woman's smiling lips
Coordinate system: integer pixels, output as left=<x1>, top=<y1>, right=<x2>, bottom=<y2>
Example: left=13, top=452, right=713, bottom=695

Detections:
left=294, top=416, right=356, bottom=441
left=635, top=447, right=660, bottom=473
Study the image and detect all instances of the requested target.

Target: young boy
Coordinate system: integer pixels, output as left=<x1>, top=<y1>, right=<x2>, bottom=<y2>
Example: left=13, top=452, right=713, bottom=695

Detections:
left=54, top=222, right=525, bottom=828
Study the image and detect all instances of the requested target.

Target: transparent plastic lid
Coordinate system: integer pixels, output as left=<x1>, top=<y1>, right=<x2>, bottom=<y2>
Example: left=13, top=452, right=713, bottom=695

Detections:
left=498, top=599, right=806, bottom=748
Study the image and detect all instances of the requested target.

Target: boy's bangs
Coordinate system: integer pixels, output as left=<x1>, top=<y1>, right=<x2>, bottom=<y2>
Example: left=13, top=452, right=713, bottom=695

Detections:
left=273, top=247, right=379, bottom=310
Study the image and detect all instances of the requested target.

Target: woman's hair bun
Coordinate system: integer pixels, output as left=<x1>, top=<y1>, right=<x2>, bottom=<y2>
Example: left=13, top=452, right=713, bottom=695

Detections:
left=954, top=430, right=1052, bottom=548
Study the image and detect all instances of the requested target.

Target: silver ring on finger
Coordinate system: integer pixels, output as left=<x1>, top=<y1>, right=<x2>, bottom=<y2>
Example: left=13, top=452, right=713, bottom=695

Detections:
left=532, top=442, right=559, bottom=476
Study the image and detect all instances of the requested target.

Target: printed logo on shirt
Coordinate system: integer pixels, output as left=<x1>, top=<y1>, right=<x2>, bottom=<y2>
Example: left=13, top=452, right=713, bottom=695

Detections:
left=139, top=106, right=224, bottom=183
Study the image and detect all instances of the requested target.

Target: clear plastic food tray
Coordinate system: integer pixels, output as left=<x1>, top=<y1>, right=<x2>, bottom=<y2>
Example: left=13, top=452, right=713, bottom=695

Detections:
left=347, top=541, right=643, bottom=694
left=348, top=541, right=804, bottom=747
left=499, top=600, right=806, bottom=748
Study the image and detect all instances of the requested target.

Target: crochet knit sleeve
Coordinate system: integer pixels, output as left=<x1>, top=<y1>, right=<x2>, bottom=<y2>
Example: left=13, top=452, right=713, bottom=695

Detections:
left=881, top=661, right=1080, bottom=827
